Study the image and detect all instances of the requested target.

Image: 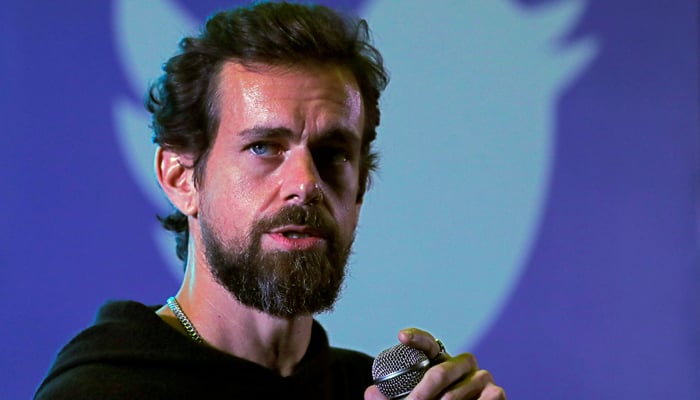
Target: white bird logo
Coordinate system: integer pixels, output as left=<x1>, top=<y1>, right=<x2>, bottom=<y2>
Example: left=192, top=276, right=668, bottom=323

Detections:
left=112, top=0, right=198, bottom=276
left=112, top=0, right=598, bottom=353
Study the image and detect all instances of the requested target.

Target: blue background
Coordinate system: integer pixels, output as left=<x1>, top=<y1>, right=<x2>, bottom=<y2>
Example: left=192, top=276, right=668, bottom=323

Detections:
left=3, top=0, right=698, bottom=399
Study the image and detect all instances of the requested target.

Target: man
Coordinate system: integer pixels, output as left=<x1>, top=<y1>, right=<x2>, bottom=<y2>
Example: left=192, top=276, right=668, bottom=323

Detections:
left=35, top=3, right=505, bottom=399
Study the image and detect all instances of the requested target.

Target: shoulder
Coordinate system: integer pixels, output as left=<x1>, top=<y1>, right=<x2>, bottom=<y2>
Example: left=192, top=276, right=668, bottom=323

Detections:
left=34, top=300, right=189, bottom=399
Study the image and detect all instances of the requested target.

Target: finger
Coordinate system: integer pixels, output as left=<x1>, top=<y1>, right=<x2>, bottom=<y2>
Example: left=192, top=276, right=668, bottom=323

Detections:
left=398, top=328, right=446, bottom=359
left=427, top=369, right=496, bottom=400
left=407, top=353, right=478, bottom=400
left=479, top=381, right=507, bottom=400
left=364, top=385, right=389, bottom=400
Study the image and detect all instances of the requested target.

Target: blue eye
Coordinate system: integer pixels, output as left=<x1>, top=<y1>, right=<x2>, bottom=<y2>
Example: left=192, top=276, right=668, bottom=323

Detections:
left=249, top=143, right=278, bottom=156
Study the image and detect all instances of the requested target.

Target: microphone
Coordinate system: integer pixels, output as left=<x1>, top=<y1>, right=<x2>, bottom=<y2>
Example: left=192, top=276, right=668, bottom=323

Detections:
left=371, top=343, right=432, bottom=399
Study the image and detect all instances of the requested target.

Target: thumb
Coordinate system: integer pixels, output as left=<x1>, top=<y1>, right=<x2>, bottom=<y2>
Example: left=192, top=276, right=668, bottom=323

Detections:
left=364, top=385, right=389, bottom=400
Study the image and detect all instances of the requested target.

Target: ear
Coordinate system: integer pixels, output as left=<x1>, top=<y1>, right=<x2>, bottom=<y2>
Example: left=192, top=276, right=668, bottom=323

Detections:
left=155, top=147, right=199, bottom=216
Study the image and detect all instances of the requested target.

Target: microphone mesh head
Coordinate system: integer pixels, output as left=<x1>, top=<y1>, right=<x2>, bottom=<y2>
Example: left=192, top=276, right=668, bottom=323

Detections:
left=372, top=343, right=429, bottom=399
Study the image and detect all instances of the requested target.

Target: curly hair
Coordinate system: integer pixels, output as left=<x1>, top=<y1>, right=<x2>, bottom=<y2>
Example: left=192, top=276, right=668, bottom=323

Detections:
left=146, top=2, right=388, bottom=264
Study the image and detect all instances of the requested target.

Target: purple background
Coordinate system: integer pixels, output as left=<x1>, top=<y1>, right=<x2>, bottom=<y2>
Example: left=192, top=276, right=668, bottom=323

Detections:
left=3, top=0, right=698, bottom=398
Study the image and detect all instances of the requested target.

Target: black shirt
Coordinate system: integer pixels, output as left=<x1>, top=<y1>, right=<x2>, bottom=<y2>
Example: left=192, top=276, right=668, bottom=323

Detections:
left=35, top=301, right=373, bottom=399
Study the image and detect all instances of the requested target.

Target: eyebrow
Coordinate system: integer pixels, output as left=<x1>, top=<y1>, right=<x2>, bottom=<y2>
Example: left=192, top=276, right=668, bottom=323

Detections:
left=238, top=126, right=361, bottom=147
left=238, top=126, right=295, bottom=141
left=315, top=127, right=362, bottom=148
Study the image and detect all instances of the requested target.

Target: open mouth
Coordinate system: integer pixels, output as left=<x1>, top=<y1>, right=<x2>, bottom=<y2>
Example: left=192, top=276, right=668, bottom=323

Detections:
left=281, top=231, right=312, bottom=239
left=265, top=226, right=327, bottom=250
left=272, top=225, right=324, bottom=240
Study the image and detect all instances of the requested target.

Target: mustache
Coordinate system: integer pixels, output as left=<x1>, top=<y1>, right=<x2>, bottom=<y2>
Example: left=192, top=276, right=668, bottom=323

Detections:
left=255, top=205, right=336, bottom=237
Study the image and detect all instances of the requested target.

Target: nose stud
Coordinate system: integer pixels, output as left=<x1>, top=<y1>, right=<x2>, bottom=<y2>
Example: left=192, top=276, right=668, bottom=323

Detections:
left=299, top=183, right=323, bottom=204
left=315, top=184, right=324, bottom=203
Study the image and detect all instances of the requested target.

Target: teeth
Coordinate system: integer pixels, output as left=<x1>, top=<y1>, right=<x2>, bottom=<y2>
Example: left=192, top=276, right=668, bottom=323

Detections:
left=283, top=232, right=310, bottom=239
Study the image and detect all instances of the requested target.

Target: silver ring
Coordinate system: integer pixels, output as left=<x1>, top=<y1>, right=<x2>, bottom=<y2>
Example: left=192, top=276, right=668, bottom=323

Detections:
left=433, top=338, right=447, bottom=360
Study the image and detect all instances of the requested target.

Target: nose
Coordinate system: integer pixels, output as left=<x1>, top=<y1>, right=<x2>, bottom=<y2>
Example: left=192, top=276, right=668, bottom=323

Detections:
left=280, top=148, right=323, bottom=205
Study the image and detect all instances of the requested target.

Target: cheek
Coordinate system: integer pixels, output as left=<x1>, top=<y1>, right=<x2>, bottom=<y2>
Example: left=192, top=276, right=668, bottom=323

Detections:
left=352, top=203, right=362, bottom=231
left=199, top=172, right=262, bottom=233
left=333, top=169, right=362, bottom=228
left=331, top=164, right=362, bottom=199
left=227, top=175, right=260, bottom=213
left=336, top=200, right=362, bottom=239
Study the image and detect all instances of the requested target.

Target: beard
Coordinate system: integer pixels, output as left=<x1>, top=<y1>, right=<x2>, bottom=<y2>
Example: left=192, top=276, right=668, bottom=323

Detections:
left=200, top=205, right=353, bottom=318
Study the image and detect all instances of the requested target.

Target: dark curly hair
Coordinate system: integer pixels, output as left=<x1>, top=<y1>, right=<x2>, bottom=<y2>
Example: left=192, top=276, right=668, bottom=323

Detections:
left=146, top=2, right=388, bottom=264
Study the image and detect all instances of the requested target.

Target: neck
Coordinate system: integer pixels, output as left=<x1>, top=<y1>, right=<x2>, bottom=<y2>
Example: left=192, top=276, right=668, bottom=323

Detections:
left=157, top=259, right=314, bottom=377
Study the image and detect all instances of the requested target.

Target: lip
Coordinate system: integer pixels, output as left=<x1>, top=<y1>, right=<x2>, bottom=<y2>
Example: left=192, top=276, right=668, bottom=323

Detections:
left=269, top=225, right=325, bottom=238
left=264, top=225, right=327, bottom=250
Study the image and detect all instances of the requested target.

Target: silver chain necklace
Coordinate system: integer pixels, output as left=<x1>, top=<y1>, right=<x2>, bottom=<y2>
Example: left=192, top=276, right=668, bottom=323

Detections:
left=166, top=296, right=203, bottom=344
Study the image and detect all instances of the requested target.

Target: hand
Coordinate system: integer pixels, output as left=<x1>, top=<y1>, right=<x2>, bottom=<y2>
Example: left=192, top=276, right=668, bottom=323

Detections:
left=364, top=328, right=506, bottom=400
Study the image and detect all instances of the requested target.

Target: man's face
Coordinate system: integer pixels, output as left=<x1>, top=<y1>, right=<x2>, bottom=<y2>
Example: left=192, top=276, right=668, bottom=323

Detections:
left=195, top=62, right=365, bottom=317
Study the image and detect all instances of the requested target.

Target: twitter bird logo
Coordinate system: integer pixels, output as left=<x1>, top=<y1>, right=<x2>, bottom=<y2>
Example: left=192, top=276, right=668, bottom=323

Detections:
left=111, top=0, right=598, bottom=353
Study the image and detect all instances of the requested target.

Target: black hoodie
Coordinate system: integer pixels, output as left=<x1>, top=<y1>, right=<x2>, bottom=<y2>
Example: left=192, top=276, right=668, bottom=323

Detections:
left=35, top=301, right=373, bottom=399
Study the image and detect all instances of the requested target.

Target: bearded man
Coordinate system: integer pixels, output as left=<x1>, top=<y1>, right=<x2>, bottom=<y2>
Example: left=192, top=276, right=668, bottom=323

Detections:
left=35, top=3, right=505, bottom=399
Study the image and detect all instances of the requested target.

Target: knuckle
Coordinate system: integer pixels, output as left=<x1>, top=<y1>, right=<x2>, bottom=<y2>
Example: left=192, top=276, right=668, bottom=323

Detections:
left=453, top=352, right=477, bottom=371
left=475, top=369, right=494, bottom=384
left=424, top=364, right=450, bottom=387
left=483, top=382, right=507, bottom=400
left=464, top=352, right=478, bottom=369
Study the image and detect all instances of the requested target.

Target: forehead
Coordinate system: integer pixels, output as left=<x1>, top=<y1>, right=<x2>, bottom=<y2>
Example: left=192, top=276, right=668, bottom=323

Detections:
left=215, top=62, right=365, bottom=138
